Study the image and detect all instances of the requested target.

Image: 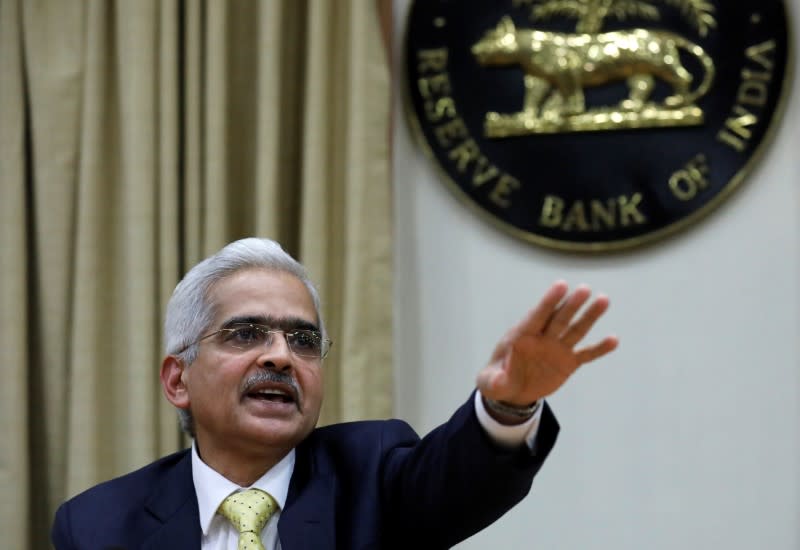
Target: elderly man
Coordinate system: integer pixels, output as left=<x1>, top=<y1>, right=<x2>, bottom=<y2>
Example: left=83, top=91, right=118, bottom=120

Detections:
left=51, top=237, right=617, bottom=549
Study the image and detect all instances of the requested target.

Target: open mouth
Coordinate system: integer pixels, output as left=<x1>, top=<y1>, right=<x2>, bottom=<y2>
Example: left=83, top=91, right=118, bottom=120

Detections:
left=245, top=385, right=297, bottom=406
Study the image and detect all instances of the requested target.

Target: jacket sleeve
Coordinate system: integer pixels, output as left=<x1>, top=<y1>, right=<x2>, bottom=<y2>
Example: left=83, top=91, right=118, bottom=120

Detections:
left=379, top=392, right=559, bottom=548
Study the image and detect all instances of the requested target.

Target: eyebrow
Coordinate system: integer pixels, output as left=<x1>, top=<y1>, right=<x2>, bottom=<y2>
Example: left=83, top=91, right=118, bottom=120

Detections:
left=220, top=315, right=320, bottom=333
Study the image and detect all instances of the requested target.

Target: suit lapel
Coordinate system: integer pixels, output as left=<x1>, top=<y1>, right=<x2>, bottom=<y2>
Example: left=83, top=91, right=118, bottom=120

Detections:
left=133, top=442, right=338, bottom=549
left=278, top=440, right=336, bottom=550
left=141, top=451, right=202, bottom=550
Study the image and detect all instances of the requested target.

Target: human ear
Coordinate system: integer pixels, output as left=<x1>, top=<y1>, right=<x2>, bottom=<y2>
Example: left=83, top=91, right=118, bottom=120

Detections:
left=160, top=355, right=190, bottom=409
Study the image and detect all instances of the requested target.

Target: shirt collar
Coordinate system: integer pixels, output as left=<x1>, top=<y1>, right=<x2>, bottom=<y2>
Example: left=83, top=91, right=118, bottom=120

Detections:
left=191, top=440, right=295, bottom=535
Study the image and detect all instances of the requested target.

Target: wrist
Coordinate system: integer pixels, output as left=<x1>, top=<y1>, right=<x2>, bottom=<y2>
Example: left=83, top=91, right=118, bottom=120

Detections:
left=483, top=397, right=540, bottom=425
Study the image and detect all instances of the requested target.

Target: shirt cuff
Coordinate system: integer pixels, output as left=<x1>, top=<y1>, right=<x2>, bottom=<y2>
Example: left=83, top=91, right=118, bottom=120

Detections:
left=474, top=390, right=543, bottom=450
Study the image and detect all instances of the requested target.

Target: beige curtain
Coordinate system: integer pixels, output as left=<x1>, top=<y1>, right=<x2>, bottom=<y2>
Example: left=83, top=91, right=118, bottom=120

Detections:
left=0, top=1, right=393, bottom=548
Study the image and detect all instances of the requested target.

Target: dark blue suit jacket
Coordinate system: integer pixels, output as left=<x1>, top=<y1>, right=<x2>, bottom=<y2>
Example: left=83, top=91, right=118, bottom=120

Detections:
left=51, top=396, right=559, bottom=549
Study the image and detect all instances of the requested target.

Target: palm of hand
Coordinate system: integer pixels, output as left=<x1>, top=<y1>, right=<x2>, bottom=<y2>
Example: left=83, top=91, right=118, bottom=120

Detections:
left=477, top=281, right=618, bottom=406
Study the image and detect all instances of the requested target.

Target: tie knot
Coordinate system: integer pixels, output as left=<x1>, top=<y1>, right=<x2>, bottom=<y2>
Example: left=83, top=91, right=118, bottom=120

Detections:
left=218, top=488, right=278, bottom=538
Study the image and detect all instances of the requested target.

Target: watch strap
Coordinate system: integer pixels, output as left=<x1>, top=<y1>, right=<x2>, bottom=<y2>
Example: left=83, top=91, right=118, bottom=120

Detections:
left=484, top=397, right=541, bottom=419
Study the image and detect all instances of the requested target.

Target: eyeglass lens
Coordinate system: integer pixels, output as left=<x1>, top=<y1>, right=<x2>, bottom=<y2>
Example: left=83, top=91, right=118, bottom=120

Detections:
left=221, top=324, right=325, bottom=357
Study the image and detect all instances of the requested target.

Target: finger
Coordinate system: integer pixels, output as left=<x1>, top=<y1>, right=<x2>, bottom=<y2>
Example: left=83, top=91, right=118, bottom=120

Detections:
left=514, top=280, right=570, bottom=337
left=561, top=294, right=610, bottom=347
left=575, top=335, right=619, bottom=365
left=544, top=284, right=591, bottom=337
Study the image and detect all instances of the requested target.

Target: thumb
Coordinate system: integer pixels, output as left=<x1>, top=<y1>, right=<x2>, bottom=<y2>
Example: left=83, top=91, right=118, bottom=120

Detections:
left=475, top=361, right=510, bottom=400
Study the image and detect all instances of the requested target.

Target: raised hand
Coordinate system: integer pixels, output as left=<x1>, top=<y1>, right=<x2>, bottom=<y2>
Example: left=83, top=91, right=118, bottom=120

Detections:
left=476, top=281, right=618, bottom=407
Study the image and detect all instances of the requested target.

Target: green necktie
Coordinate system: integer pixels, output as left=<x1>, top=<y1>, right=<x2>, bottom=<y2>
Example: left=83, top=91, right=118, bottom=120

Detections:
left=218, top=488, right=278, bottom=550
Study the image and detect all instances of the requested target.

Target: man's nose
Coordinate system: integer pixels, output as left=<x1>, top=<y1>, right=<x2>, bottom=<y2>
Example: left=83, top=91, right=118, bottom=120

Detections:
left=257, top=332, right=293, bottom=371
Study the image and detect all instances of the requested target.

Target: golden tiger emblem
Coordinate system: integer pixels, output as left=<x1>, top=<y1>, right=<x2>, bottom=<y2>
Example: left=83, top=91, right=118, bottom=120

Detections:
left=472, top=16, right=715, bottom=132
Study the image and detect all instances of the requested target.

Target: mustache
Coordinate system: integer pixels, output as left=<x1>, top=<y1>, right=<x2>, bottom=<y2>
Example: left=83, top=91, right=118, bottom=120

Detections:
left=241, top=370, right=301, bottom=403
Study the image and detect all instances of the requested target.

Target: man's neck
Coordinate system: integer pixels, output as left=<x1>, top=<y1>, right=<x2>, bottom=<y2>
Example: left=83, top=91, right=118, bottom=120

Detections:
left=194, top=438, right=291, bottom=486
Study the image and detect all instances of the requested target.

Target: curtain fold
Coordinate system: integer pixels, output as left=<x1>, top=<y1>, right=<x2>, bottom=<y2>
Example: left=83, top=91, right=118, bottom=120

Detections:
left=0, top=0, right=32, bottom=545
left=0, top=1, right=392, bottom=548
left=299, top=1, right=394, bottom=423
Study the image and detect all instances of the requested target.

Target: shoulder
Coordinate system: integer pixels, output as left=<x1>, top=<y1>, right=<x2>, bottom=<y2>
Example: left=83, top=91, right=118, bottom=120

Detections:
left=51, top=449, right=192, bottom=548
left=313, top=418, right=417, bottom=439
left=301, top=394, right=483, bottom=461
left=294, top=419, right=420, bottom=476
left=307, top=419, right=420, bottom=454
left=62, top=449, right=190, bottom=508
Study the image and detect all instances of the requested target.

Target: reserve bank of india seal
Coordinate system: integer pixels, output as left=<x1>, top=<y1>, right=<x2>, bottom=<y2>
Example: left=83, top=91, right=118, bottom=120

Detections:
left=404, top=0, right=791, bottom=252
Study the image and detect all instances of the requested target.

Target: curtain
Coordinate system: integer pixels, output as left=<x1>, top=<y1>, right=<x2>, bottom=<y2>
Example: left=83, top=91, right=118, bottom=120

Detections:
left=0, top=1, right=393, bottom=548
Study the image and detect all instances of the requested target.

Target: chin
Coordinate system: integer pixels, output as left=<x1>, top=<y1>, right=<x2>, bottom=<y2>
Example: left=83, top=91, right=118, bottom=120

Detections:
left=243, top=418, right=314, bottom=449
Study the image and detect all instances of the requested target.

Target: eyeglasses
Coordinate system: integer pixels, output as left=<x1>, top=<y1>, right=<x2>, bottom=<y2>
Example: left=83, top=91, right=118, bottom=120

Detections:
left=183, top=323, right=332, bottom=359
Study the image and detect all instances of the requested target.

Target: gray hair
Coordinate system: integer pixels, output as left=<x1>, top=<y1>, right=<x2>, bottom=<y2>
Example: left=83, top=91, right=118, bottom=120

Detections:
left=164, top=238, right=324, bottom=436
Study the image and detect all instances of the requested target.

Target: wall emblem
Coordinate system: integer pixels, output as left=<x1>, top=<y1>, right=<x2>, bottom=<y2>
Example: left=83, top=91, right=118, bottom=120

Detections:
left=405, top=0, right=791, bottom=251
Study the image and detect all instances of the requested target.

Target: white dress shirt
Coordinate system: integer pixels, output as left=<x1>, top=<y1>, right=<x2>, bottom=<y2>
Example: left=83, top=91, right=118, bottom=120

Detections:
left=473, top=390, right=543, bottom=450
left=193, top=443, right=293, bottom=550
left=193, top=391, right=543, bottom=550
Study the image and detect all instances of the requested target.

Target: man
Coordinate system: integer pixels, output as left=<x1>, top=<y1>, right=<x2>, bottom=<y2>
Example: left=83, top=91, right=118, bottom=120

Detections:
left=51, top=238, right=617, bottom=549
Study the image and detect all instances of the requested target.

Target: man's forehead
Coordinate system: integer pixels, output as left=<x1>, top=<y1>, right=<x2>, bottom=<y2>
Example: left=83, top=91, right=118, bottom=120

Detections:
left=208, top=268, right=318, bottom=325
left=219, top=313, right=320, bottom=332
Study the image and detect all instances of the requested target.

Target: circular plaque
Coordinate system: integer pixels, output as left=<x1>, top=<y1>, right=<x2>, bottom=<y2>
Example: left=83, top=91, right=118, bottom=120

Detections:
left=404, top=0, right=791, bottom=251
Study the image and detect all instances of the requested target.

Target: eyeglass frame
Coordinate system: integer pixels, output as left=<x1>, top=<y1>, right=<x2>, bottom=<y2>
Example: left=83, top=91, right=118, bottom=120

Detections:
left=175, top=322, right=333, bottom=360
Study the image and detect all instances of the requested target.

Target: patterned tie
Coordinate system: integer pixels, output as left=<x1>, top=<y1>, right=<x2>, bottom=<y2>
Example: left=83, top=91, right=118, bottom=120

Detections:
left=218, top=488, right=278, bottom=550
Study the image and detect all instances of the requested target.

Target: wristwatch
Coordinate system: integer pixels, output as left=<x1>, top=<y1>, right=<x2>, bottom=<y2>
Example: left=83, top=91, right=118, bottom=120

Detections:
left=484, top=397, right=541, bottom=419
